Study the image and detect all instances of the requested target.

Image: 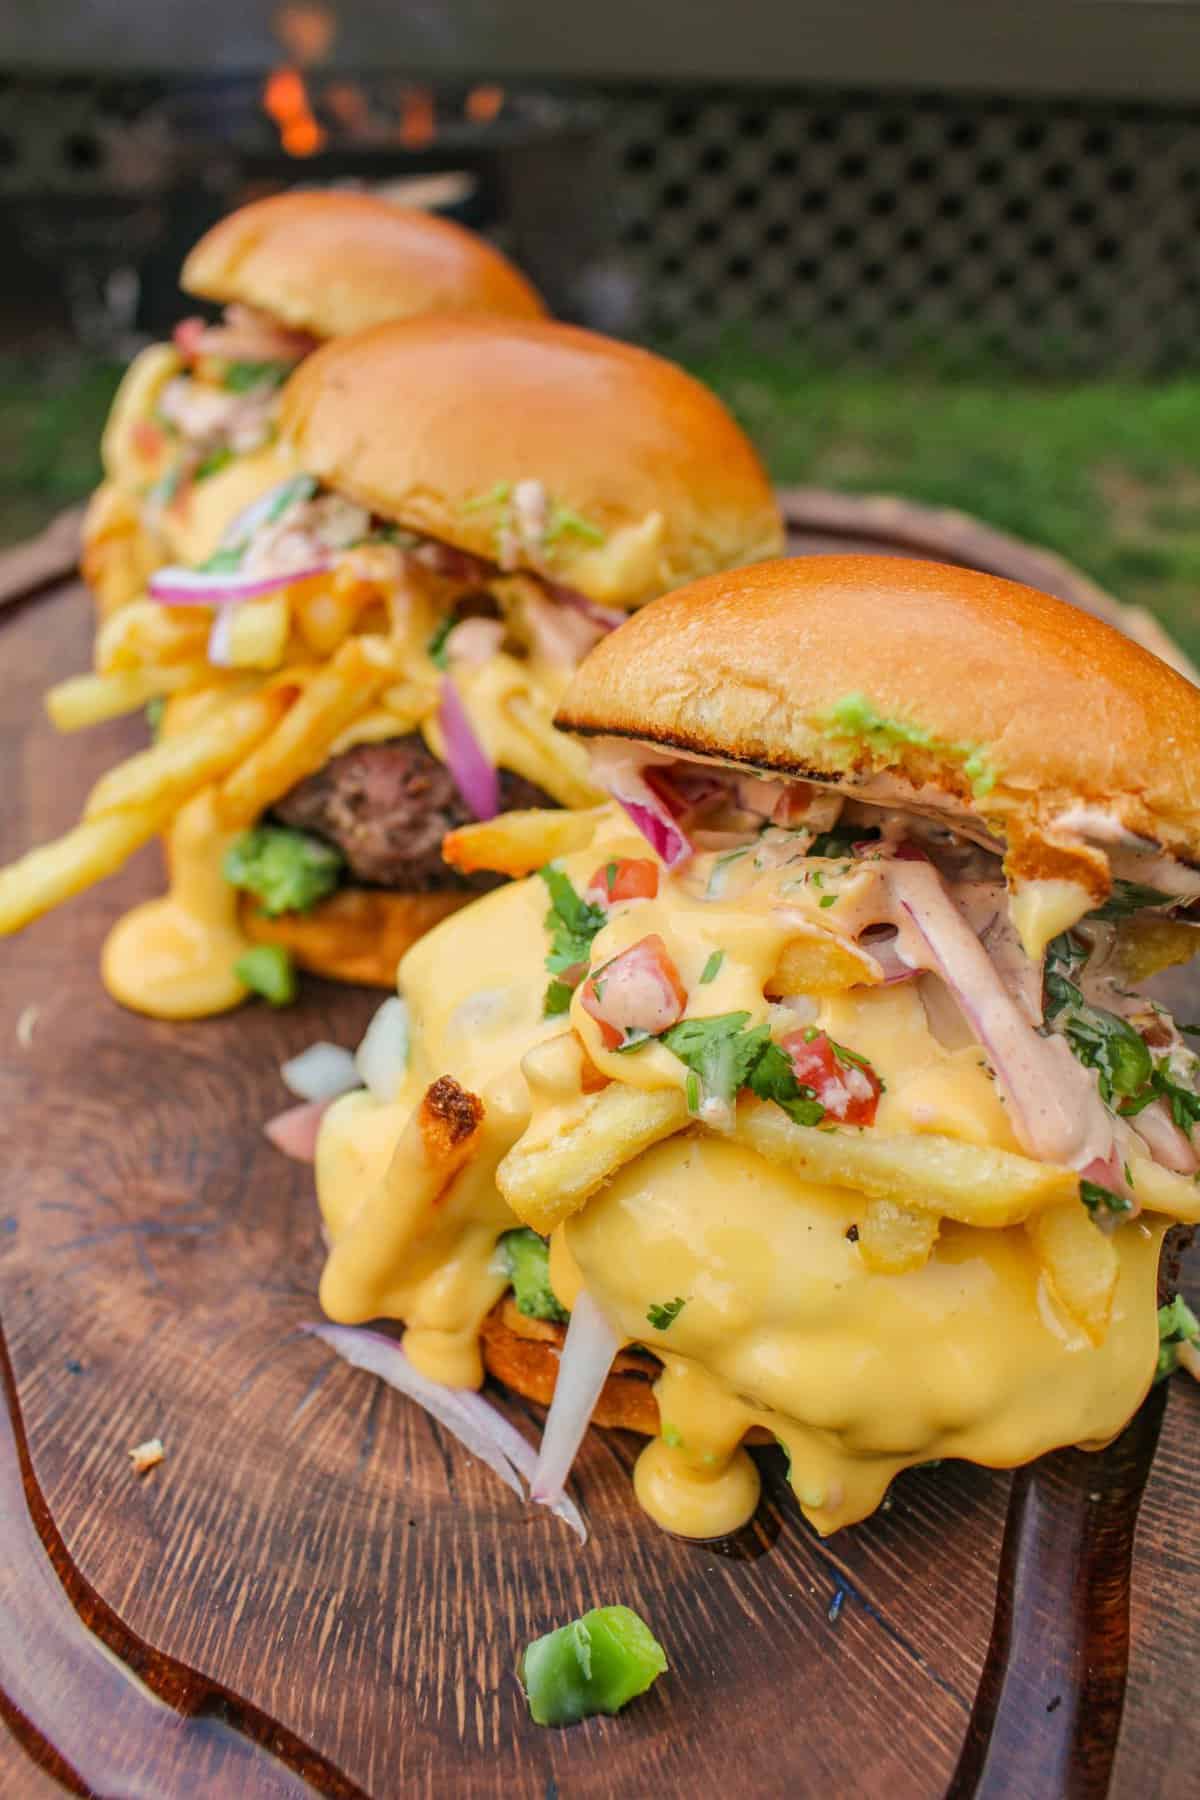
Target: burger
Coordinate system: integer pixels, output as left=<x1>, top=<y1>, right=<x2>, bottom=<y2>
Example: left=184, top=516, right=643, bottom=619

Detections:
left=1, top=317, right=781, bottom=1022
left=82, top=191, right=546, bottom=617
left=311, top=555, right=1200, bottom=1540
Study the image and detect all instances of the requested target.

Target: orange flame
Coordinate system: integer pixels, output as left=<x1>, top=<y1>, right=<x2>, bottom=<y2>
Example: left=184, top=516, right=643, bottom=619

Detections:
left=397, top=86, right=436, bottom=148
left=466, top=85, right=504, bottom=125
left=263, top=65, right=326, bottom=158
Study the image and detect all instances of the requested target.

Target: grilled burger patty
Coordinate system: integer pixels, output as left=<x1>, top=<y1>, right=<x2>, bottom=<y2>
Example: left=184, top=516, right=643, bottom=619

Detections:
left=273, top=735, right=554, bottom=891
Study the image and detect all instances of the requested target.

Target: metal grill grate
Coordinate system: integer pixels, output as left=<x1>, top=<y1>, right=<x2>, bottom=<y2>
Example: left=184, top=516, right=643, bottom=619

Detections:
left=600, top=88, right=1200, bottom=370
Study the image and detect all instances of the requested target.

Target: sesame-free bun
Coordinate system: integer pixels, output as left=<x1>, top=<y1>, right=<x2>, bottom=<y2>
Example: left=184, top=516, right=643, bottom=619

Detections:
left=278, top=316, right=783, bottom=609
left=240, top=886, right=468, bottom=987
left=479, top=1300, right=662, bottom=1434
left=181, top=191, right=546, bottom=339
left=557, top=554, right=1200, bottom=879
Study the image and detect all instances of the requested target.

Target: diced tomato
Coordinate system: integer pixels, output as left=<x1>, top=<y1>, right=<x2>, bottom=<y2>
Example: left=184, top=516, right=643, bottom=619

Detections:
left=131, top=419, right=166, bottom=463
left=586, top=857, right=659, bottom=904
left=580, top=933, right=687, bottom=1051
left=892, top=841, right=930, bottom=862
left=172, top=316, right=208, bottom=359
left=779, top=1029, right=882, bottom=1127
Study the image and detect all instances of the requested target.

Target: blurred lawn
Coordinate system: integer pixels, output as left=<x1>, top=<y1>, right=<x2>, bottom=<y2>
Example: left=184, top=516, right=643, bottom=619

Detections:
left=3, top=349, right=1200, bottom=661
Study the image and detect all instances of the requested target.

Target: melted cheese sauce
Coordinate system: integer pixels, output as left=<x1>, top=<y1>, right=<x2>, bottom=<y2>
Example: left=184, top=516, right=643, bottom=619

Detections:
left=312, top=813, right=1171, bottom=1536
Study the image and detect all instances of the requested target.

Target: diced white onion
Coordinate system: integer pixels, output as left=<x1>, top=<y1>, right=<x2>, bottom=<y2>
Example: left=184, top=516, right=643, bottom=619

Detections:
left=280, top=1041, right=361, bottom=1103
left=355, top=996, right=410, bottom=1103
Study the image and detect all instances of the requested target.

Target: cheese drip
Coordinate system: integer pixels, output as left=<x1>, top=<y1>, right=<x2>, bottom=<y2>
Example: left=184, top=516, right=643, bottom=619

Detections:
left=312, top=812, right=1174, bottom=1535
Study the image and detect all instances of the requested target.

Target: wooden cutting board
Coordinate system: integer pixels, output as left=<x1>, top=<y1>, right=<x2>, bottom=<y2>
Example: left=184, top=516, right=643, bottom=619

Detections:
left=0, top=497, right=1197, bottom=1799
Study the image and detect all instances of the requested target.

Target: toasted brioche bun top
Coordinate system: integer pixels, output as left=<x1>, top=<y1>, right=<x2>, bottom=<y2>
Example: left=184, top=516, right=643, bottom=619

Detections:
left=557, top=554, right=1200, bottom=872
left=277, top=315, right=783, bottom=609
left=181, top=192, right=545, bottom=339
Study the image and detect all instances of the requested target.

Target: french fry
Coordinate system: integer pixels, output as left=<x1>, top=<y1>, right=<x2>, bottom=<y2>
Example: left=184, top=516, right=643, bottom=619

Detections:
left=216, top=636, right=397, bottom=828
left=501, top=690, right=604, bottom=809
left=320, top=1076, right=486, bottom=1323
left=767, top=927, right=882, bottom=997
left=443, top=806, right=609, bottom=879
left=733, top=1099, right=1077, bottom=1227
left=225, top=593, right=291, bottom=670
left=83, top=687, right=289, bottom=822
left=497, top=1082, right=690, bottom=1234
left=1026, top=1203, right=1118, bottom=1344
left=1126, top=1155, right=1200, bottom=1225
left=45, top=662, right=211, bottom=732
left=857, top=1198, right=939, bottom=1274
left=1113, top=916, right=1200, bottom=983
left=0, top=806, right=169, bottom=933
left=95, top=600, right=212, bottom=674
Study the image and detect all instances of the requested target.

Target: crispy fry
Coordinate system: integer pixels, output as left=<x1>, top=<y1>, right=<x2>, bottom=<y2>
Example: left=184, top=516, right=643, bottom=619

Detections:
left=425, top=652, right=601, bottom=811
left=857, top=1198, right=939, bottom=1274
left=767, top=927, right=882, bottom=997
left=226, top=593, right=291, bottom=669
left=45, top=662, right=211, bottom=732
left=1026, top=1203, right=1118, bottom=1344
left=443, top=806, right=609, bottom=879
left=0, top=806, right=170, bottom=933
left=320, top=1076, right=486, bottom=1322
left=216, top=636, right=397, bottom=828
left=733, top=1099, right=1077, bottom=1226
left=95, top=600, right=212, bottom=673
left=1126, top=1155, right=1200, bottom=1224
left=497, top=1082, right=690, bottom=1234
left=83, top=687, right=289, bottom=821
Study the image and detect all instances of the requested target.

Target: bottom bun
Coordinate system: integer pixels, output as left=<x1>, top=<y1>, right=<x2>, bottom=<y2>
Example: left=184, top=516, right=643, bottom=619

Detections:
left=480, top=1299, right=662, bottom=1435
left=240, top=886, right=468, bottom=987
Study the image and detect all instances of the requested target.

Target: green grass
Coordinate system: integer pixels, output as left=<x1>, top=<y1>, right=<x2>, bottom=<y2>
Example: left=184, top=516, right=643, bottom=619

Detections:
left=3, top=347, right=1200, bottom=662
left=683, top=349, right=1200, bottom=663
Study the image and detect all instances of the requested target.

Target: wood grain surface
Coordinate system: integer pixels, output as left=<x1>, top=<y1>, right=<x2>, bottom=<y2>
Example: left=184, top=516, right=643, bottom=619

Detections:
left=0, top=512, right=1196, bottom=1798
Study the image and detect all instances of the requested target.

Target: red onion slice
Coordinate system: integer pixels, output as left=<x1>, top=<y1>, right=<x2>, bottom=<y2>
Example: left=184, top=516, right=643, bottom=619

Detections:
left=264, top=1098, right=332, bottom=1162
left=530, top=1289, right=621, bottom=1508
left=1130, top=1098, right=1200, bottom=1176
left=438, top=676, right=500, bottom=821
left=305, top=1323, right=552, bottom=1512
left=612, top=795, right=692, bottom=870
left=280, top=1042, right=361, bottom=1103
left=149, top=561, right=331, bottom=607
left=355, top=997, right=410, bottom=1103
left=550, top=583, right=627, bottom=632
left=453, top=1394, right=586, bottom=1542
left=890, top=862, right=1112, bottom=1170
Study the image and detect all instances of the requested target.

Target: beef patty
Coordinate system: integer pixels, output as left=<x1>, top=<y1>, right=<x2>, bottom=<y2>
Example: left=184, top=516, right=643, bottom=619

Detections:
left=273, top=735, right=555, bottom=891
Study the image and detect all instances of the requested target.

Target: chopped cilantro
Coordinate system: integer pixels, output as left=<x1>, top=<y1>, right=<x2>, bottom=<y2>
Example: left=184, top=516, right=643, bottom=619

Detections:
left=501, top=1228, right=568, bottom=1324
left=460, top=480, right=511, bottom=513
left=1089, top=879, right=1174, bottom=922
left=222, top=358, right=290, bottom=393
left=538, top=864, right=607, bottom=1017
left=699, top=950, right=724, bottom=984
left=144, top=697, right=165, bottom=737
left=266, top=472, right=317, bottom=523
left=194, top=447, right=235, bottom=482
left=1121, top=1059, right=1200, bottom=1132
left=819, top=893, right=838, bottom=909
left=685, top=1070, right=701, bottom=1112
left=196, top=544, right=246, bottom=574
left=808, top=825, right=878, bottom=858
left=660, top=1011, right=826, bottom=1126
left=545, top=502, right=606, bottom=547
left=1079, top=1178, right=1134, bottom=1219
left=1157, top=1294, right=1200, bottom=1380
left=646, top=1296, right=687, bottom=1331
left=427, top=615, right=456, bottom=669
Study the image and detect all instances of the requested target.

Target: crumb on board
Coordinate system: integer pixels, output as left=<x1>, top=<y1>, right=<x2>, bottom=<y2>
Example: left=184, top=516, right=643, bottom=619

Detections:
left=129, top=1437, right=165, bottom=1476
left=16, top=1006, right=39, bottom=1050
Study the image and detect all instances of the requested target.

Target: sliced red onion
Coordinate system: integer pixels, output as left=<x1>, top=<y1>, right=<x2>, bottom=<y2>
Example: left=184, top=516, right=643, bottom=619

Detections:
left=588, top=744, right=696, bottom=869
left=445, top=617, right=505, bottom=668
left=438, top=676, right=500, bottom=821
left=454, top=1393, right=586, bottom=1542
left=281, top=1042, right=361, bottom=1103
left=550, top=583, right=627, bottom=632
left=264, top=1098, right=331, bottom=1162
left=149, top=561, right=331, bottom=607
left=613, top=796, right=692, bottom=868
left=890, top=862, right=1112, bottom=1171
left=355, top=996, right=410, bottom=1103
left=302, top=1322, right=589, bottom=1531
left=207, top=605, right=235, bottom=666
left=856, top=927, right=918, bottom=985
left=1130, top=1098, right=1200, bottom=1176
left=530, top=1289, right=621, bottom=1508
